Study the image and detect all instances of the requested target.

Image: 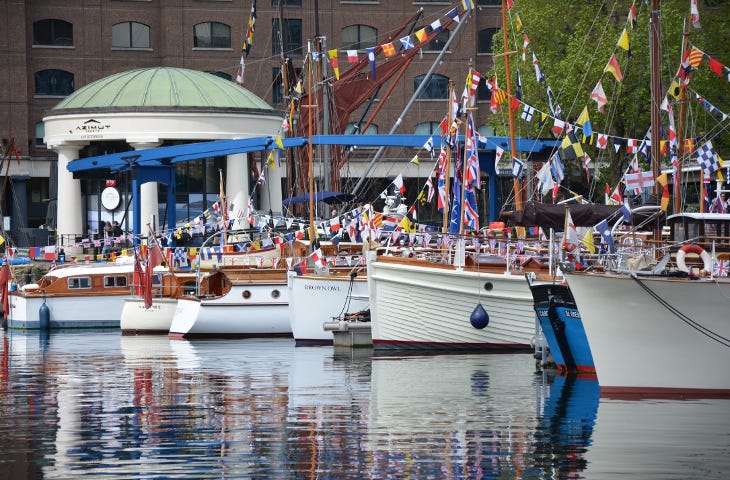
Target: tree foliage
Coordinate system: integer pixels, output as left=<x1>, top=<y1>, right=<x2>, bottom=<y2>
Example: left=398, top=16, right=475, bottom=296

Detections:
left=487, top=0, right=730, bottom=196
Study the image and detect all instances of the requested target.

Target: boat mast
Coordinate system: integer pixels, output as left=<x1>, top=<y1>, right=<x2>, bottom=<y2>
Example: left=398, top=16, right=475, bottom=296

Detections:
left=650, top=0, right=662, bottom=200
left=501, top=0, right=521, bottom=211
left=675, top=19, right=690, bottom=213
left=306, top=42, right=317, bottom=249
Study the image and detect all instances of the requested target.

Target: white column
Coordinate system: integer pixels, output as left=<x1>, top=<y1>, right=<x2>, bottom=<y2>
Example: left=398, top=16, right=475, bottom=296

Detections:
left=54, top=143, right=85, bottom=244
left=226, top=153, right=250, bottom=228
left=260, top=152, right=283, bottom=216
left=129, top=141, right=162, bottom=233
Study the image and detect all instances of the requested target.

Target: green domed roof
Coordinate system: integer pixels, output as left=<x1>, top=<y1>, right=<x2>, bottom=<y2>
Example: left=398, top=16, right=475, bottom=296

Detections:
left=52, top=67, right=272, bottom=111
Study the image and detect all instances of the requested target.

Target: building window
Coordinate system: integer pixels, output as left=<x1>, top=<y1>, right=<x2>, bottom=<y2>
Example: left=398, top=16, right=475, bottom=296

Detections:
left=112, top=22, right=150, bottom=49
left=194, top=22, right=231, bottom=49
left=272, top=67, right=302, bottom=105
left=425, top=29, right=449, bottom=52
left=272, top=18, right=303, bottom=56
left=272, top=68, right=284, bottom=105
left=345, top=122, right=378, bottom=134
left=414, top=73, right=449, bottom=100
left=272, top=0, right=301, bottom=6
left=478, top=0, right=501, bottom=5
left=477, top=76, right=490, bottom=101
left=341, top=24, right=377, bottom=51
left=33, top=19, right=73, bottom=47
left=35, top=69, right=74, bottom=96
left=478, top=28, right=498, bottom=54
left=413, top=121, right=442, bottom=135
left=35, top=122, right=45, bottom=146
left=208, top=71, right=232, bottom=81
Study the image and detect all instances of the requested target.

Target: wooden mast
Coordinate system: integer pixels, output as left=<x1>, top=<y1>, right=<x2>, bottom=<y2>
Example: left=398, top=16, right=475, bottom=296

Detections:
left=650, top=0, right=662, bottom=204
left=675, top=20, right=691, bottom=213
left=306, top=42, right=317, bottom=249
left=501, top=0, right=521, bottom=211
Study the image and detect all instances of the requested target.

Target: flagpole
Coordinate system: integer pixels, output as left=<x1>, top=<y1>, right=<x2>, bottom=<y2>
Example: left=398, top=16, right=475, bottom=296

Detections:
left=501, top=0, right=521, bottom=211
left=675, top=19, right=690, bottom=213
left=443, top=80, right=454, bottom=234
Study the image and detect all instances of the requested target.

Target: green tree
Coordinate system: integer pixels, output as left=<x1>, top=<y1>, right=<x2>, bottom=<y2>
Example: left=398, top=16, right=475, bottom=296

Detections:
left=487, top=0, right=730, bottom=202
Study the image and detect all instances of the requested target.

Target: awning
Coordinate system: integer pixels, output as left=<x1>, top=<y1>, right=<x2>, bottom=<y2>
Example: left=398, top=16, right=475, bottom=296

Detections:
left=282, top=191, right=356, bottom=205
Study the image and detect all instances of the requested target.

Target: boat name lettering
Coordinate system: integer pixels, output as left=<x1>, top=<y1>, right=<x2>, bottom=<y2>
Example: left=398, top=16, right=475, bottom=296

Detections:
left=304, top=285, right=341, bottom=292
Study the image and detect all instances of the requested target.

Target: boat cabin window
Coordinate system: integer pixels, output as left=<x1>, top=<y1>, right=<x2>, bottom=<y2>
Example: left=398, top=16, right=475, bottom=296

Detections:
left=68, top=277, right=92, bottom=289
left=183, top=281, right=197, bottom=295
left=669, top=215, right=730, bottom=242
left=152, top=274, right=162, bottom=287
left=104, top=276, right=128, bottom=288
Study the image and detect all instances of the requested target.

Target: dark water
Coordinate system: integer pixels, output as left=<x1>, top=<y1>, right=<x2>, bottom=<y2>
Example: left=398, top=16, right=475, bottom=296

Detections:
left=0, top=331, right=728, bottom=479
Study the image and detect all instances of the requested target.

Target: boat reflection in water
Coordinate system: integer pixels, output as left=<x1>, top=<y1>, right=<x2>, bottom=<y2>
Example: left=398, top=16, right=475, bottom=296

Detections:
left=0, top=331, right=728, bottom=479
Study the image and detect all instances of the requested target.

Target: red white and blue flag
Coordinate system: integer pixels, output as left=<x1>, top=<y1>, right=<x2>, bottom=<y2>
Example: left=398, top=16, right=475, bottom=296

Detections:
left=464, top=114, right=480, bottom=188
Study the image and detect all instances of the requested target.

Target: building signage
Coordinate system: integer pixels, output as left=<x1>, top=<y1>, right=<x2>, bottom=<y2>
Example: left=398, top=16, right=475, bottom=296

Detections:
left=101, top=186, right=121, bottom=210
left=73, top=119, right=111, bottom=139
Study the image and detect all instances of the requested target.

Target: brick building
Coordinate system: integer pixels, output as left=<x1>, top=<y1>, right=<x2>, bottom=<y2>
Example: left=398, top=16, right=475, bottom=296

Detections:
left=0, top=0, right=503, bottom=243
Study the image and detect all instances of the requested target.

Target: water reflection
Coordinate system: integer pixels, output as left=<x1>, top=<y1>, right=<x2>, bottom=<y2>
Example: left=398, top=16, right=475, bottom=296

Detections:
left=0, top=330, right=728, bottom=479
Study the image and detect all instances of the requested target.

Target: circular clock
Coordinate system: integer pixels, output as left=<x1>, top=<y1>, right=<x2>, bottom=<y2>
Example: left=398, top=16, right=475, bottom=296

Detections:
left=101, top=186, right=121, bottom=210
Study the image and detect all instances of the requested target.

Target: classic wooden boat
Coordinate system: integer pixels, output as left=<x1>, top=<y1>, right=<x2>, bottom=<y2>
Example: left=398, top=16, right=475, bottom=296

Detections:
left=168, top=267, right=291, bottom=339
left=7, top=262, right=136, bottom=329
left=288, top=265, right=369, bottom=346
left=564, top=213, right=730, bottom=397
left=120, top=271, right=199, bottom=335
left=287, top=240, right=371, bottom=346
left=368, top=245, right=545, bottom=352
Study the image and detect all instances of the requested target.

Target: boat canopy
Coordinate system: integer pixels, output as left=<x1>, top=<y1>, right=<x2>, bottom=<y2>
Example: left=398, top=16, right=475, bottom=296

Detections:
left=282, top=191, right=356, bottom=205
left=504, top=202, right=667, bottom=230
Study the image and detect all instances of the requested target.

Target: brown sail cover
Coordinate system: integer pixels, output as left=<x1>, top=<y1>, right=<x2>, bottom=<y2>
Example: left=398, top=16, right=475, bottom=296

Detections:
left=505, top=202, right=623, bottom=230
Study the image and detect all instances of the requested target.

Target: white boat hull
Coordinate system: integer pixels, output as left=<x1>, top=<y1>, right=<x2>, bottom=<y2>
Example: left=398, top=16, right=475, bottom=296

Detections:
left=168, top=283, right=291, bottom=339
left=288, top=271, right=370, bottom=345
left=120, top=297, right=178, bottom=334
left=565, top=272, right=730, bottom=397
left=7, top=293, right=123, bottom=329
left=368, top=258, right=536, bottom=350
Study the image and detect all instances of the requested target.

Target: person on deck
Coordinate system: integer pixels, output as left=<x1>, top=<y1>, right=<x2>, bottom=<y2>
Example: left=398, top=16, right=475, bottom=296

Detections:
left=101, top=221, right=113, bottom=256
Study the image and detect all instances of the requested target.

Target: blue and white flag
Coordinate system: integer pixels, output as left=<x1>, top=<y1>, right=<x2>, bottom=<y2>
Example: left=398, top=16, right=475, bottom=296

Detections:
left=595, top=219, right=615, bottom=253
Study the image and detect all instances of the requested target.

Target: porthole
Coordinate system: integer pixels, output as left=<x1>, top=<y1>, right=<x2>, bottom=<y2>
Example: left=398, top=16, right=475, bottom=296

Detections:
left=271, top=289, right=281, bottom=299
left=242, top=290, right=252, bottom=299
left=484, top=282, right=493, bottom=292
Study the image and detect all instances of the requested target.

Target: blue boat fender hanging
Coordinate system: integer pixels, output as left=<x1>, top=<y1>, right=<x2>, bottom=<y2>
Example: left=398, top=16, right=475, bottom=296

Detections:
left=470, top=303, right=489, bottom=329
left=39, top=300, right=50, bottom=330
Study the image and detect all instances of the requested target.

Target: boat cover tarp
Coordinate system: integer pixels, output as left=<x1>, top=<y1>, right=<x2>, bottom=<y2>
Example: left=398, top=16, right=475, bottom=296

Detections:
left=506, top=202, right=622, bottom=230
left=282, top=191, right=355, bottom=205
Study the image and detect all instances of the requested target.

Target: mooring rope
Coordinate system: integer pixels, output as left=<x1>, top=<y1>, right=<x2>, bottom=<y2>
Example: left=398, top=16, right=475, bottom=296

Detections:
left=333, top=266, right=360, bottom=321
left=630, top=273, right=730, bottom=348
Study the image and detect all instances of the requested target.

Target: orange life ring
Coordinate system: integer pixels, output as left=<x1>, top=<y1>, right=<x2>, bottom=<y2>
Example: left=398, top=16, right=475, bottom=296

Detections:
left=676, top=244, right=712, bottom=275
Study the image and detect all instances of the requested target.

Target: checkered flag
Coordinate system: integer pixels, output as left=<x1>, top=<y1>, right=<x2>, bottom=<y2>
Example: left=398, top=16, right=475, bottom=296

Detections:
left=173, top=247, right=188, bottom=267
left=695, top=140, right=721, bottom=176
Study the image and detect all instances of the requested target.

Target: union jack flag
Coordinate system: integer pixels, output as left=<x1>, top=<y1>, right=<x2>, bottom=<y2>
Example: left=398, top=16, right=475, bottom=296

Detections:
left=713, top=260, right=729, bottom=277
left=464, top=114, right=480, bottom=188
left=462, top=189, right=479, bottom=230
